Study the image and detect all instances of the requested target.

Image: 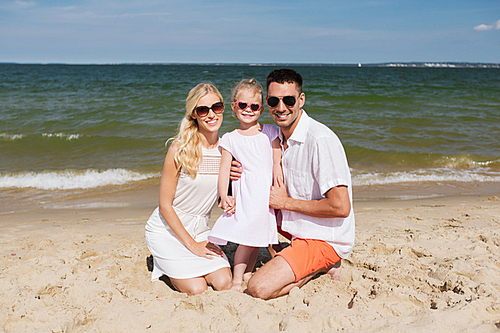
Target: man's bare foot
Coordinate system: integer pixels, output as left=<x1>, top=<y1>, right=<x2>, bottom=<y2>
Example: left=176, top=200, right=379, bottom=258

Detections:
left=243, top=272, right=252, bottom=282
left=326, top=260, right=342, bottom=281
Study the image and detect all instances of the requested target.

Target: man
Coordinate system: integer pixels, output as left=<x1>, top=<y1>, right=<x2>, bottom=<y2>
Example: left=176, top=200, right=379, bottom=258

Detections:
left=246, top=68, right=355, bottom=300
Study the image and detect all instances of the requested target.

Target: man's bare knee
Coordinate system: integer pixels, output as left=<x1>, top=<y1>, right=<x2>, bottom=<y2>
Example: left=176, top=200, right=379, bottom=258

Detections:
left=247, top=256, right=295, bottom=300
left=247, top=277, right=272, bottom=300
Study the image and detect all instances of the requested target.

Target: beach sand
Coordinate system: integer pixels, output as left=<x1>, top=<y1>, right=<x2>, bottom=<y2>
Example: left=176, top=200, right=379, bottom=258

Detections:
left=1, top=185, right=500, bottom=332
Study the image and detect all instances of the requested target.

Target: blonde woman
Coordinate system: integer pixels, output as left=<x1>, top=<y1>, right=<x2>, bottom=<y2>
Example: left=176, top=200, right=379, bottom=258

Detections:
left=145, top=83, right=232, bottom=295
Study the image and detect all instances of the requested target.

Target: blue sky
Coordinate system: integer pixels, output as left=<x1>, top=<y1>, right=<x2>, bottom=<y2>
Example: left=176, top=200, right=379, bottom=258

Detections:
left=1, top=0, right=499, bottom=64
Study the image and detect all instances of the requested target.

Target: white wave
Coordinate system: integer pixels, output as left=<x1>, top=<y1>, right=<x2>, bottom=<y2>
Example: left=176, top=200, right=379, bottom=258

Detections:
left=0, top=133, right=25, bottom=140
left=437, top=155, right=500, bottom=168
left=0, top=133, right=83, bottom=141
left=0, top=169, right=160, bottom=190
left=353, top=168, right=500, bottom=186
left=41, top=133, right=81, bottom=140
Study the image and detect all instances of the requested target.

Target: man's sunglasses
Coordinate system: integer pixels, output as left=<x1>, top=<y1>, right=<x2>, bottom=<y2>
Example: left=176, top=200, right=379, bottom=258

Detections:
left=266, top=95, right=298, bottom=108
left=235, top=101, right=262, bottom=112
left=194, top=102, right=224, bottom=118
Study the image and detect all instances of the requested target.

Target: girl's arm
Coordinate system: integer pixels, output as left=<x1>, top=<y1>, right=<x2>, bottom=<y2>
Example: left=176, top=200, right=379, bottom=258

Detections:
left=218, top=148, right=236, bottom=215
left=272, top=137, right=283, bottom=186
left=158, top=142, right=223, bottom=258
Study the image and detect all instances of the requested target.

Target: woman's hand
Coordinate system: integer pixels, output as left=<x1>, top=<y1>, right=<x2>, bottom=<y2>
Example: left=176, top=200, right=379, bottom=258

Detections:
left=219, top=195, right=236, bottom=216
left=188, top=240, right=224, bottom=259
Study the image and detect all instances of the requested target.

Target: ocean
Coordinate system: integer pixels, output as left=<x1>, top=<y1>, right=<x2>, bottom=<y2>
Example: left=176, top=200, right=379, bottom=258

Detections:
left=1, top=64, right=499, bottom=210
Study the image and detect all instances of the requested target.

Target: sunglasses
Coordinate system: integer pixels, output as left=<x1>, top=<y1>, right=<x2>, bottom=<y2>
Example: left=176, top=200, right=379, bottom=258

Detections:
left=266, top=95, right=298, bottom=108
left=194, top=102, right=224, bottom=118
left=235, top=101, right=262, bottom=112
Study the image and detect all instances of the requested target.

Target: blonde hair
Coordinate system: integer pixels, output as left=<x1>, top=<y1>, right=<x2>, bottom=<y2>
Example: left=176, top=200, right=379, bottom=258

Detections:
left=231, top=78, right=264, bottom=105
left=170, top=82, right=223, bottom=178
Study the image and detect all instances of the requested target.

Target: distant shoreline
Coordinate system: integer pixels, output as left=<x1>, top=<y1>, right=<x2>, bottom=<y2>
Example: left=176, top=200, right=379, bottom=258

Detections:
left=1, top=62, right=499, bottom=68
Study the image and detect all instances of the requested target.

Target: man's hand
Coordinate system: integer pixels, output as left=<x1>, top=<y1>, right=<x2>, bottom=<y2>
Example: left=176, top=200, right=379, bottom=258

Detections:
left=269, top=175, right=289, bottom=210
left=230, top=160, right=242, bottom=181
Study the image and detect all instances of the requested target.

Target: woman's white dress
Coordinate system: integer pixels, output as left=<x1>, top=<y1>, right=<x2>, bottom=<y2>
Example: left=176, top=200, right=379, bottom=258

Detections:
left=208, top=124, right=279, bottom=247
left=145, top=146, right=230, bottom=280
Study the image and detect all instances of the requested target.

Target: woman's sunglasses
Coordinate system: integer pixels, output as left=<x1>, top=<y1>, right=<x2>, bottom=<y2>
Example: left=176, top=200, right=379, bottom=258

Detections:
left=235, top=101, right=262, bottom=112
left=194, top=102, right=224, bottom=118
left=266, top=95, right=298, bottom=108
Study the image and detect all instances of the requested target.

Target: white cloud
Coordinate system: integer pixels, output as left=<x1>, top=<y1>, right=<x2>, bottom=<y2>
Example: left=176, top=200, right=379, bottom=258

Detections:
left=474, top=19, right=500, bottom=31
left=15, top=0, right=35, bottom=7
left=0, top=0, right=36, bottom=9
left=474, top=24, right=493, bottom=31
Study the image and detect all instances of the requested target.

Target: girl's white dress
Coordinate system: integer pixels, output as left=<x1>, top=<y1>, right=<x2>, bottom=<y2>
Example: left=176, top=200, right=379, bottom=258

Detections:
left=145, top=146, right=230, bottom=280
left=208, top=124, right=279, bottom=247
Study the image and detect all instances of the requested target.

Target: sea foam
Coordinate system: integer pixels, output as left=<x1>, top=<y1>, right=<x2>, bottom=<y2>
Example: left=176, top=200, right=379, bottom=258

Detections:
left=353, top=168, right=500, bottom=186
left=0, top=169, right=160, bottom=190
left=0, top=133, right=25, bottom=141
left=0, top=133, right=83, bottom=141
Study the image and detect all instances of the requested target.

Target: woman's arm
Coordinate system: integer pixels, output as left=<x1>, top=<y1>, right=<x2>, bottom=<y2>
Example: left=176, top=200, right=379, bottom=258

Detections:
left=158, top=142, right=223, bottom=258
left=218, top=148, right=236, bottom=215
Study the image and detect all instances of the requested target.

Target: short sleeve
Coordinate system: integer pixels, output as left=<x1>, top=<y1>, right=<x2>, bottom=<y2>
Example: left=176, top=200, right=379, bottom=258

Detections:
left=219, top=132, right=233, bottom=155
left=262, top=124, right=279, bottom=143
left=312, top=135, right=351, bottom=196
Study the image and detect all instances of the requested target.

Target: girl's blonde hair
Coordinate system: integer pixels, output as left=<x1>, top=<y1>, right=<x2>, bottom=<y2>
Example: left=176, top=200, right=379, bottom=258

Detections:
left=171, top=82, right=223, bottom=178
left=231, top=78, right=264, bottom=105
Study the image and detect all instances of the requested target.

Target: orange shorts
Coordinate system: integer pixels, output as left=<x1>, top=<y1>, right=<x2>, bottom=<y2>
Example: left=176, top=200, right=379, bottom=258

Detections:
left=276, top=238, right=341, bottom=283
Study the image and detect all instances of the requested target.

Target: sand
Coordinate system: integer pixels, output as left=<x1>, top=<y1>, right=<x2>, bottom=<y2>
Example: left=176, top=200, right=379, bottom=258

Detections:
left=1, top=187, right=500, bottom=332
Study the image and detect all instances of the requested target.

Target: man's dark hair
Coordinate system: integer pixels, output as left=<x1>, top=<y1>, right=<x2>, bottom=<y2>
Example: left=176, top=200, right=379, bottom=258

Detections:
left=266, top=68, right=303, bottom=93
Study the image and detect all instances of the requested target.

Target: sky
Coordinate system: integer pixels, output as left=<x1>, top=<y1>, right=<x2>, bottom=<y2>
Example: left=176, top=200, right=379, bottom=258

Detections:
left=1, top=0, right=499, bottom=64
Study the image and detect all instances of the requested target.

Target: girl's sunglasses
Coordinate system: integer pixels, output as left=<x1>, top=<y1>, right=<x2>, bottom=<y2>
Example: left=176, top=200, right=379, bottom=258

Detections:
left=194, top=102, right=224, bottom=118
left=235, top=101, right=262, bottom=112
left=267, top=95, right=297, bottom=108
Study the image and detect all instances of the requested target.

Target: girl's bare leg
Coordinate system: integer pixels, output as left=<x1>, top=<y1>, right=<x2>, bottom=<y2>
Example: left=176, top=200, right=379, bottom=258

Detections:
left=243, top=247, right=259, bottom=282
left=232, top=245, right=257, bottom=292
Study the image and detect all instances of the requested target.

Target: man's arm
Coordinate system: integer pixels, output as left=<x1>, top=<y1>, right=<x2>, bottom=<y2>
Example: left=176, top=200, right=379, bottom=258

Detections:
left=271, top=137, right=283, bottom=186
left=269, top=176, right=351, bottom=218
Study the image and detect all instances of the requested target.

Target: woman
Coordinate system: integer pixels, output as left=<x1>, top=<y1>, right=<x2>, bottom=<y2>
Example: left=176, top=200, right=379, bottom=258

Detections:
left=145, top=83, right=233, bottom=295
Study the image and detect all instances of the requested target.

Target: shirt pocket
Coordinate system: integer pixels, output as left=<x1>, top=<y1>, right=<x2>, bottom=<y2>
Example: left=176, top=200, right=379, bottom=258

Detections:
left=286, top=168, right=313, bottom=201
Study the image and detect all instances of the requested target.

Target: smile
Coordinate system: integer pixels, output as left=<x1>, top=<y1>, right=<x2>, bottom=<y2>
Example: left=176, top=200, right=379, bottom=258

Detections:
left=274, top=112, right=290, bottom=120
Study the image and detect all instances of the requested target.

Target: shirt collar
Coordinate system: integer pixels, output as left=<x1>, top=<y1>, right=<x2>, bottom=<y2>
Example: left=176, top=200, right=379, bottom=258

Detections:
left=279, top=109, right=309, bottom=145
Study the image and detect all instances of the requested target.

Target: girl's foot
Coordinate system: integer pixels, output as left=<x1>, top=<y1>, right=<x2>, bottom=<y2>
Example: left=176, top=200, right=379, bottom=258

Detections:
left=231, top=283, right=243, bottom=293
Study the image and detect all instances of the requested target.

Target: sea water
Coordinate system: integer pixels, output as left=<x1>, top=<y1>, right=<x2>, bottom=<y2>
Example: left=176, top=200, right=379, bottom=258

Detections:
left=1, top=64, right=499, bottom=208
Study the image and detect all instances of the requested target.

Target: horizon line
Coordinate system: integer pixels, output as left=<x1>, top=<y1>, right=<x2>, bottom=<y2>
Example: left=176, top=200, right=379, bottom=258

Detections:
left=1, top=61, right=499, bottom=67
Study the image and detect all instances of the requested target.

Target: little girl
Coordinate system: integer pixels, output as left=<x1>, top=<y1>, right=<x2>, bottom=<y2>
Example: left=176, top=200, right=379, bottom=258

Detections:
left=208, top=78, right=282, bottom=292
